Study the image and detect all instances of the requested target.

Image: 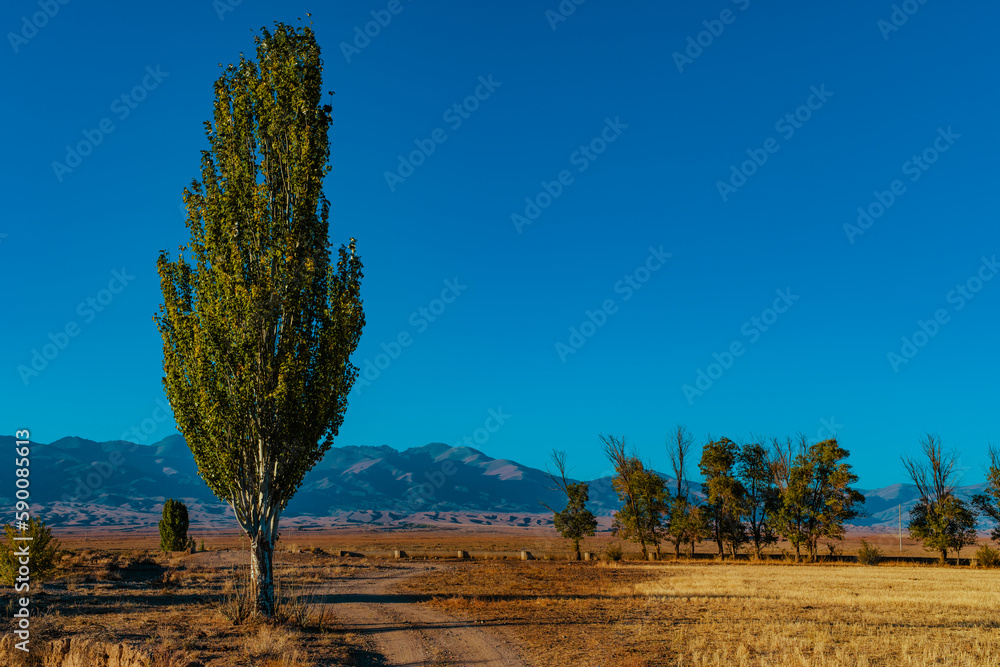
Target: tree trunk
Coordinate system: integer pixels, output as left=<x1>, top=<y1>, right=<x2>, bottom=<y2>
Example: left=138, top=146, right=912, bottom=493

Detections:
left=674, top=540, right=681, bottom=559
left=939, top=548, right=947, bottom=564
left=573, top=539, right=581, bottom=561
left=250, top=534, right=276, bottom=617
left=689, top=540, right=695, bottom=558
left=794, top=542, right=801, bottom=563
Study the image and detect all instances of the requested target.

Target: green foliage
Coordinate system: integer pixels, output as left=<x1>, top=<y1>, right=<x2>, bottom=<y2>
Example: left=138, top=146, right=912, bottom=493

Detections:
left=971, top=446, right=1000, bottom=543
left=154, top=22, right=364, bottom=617
left=974, top=544, right=1000, bottom=568
left=0, top=518, right=61, bottom=586
left=543, top=450, right=597, bottom=559
left=611, top=464, right=669, bottom=555
left=736, top=440, right=779, bottom=558
left=856, top=539, right=883, bottom=566
left=552, top=482, right=598, bottom=559
left=603, top=435, right=668, bottom=557
left=908, top=495, right=978, bottom=563
left=159, top=499, right=190, bottom=552
left=791, top=439, right=864, bottom=561
left=699, top=437, right=747, bottom=557
left=666, top=496, right=707, bottom=558
left=904, top=435, right=979, bottom=563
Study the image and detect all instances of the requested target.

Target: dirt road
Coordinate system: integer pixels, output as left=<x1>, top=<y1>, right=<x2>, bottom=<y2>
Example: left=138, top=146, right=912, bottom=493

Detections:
left=325, top=561, right=530, bottom=666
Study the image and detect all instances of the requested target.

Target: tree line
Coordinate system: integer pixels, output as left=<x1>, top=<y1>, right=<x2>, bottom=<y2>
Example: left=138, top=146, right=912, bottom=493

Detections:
left=545, top=428, right=1000, bottom=563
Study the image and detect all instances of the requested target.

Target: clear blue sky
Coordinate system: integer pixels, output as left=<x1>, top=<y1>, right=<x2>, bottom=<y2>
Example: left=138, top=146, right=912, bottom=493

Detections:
left=2, top=0, right=998, bottom=488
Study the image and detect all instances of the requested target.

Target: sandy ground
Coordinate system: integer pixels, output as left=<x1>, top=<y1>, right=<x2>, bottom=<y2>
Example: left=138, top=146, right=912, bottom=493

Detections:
left=323, top=561, right=529, bottom=666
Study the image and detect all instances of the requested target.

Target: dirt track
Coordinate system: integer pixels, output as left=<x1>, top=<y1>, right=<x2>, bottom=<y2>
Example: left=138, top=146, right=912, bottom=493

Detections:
left=325, top=561, right=530, bottom=666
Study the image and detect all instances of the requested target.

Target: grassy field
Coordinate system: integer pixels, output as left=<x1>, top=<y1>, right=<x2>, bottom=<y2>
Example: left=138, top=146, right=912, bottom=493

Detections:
left=404, top=559, right=1000, bottom=666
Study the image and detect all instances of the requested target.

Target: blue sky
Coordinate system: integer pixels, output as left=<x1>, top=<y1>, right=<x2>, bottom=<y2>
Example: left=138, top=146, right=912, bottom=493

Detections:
left=2, top=0, right=998, bottom=489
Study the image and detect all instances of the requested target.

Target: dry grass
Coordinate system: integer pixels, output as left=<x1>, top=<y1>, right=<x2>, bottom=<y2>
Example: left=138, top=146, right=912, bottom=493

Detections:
left=0, top=548, right=364, bottom=666
left=404, top=559, right=1000, bottom=666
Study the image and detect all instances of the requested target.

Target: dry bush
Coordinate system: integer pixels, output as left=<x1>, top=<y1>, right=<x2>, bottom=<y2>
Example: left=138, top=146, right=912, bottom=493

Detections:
left=275, top=578, right=328, bottom=629
left=975, top=544, right=1000, bottom=568
left=857, top=539, right=884, bottom=566
left=219, top=564, right=255, bottom=625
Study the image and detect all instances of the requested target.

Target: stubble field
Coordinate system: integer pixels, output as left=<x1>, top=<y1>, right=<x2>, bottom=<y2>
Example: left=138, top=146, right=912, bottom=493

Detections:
left=2, top=529, right=997, bottom=666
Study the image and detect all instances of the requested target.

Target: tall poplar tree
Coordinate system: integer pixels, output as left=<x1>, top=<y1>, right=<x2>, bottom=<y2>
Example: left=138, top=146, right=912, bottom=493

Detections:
left=154, top=23, right=364, bottom=617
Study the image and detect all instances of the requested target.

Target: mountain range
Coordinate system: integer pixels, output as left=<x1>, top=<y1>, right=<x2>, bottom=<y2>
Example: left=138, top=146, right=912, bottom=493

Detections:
left=1, top=435, right=991, bottom=531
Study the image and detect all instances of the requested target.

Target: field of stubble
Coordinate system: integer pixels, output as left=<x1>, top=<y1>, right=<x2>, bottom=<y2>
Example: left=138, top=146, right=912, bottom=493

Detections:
left=404, top=559, right=1000, bottom=666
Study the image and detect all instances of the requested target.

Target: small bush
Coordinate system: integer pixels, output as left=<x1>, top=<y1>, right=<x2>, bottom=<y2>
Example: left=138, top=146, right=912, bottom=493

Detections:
left=159, top=499, right=189, bottom=552
left=975, top=544, right=1000, bottom=568
left=857, top=539, right=883, bottom=566
left=219, top=565, right=255, bottom=625
left=0, top=518, right=61, bottom=586
left=605, top=543, right=623, bottom=561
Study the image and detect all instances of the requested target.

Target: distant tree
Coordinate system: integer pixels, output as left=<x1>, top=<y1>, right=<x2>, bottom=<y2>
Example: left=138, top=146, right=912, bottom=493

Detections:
left=542, top=450, right=597, bottom=560
left=603, top=435, right=668, bottom=558
left=159, top=499, right=190, bottom=552
left=667, top=496, right=708, bottom=558
left=699, top=437, right=747, bottom=558
left=154, top=23, right=365, bottom=617
left=797, top=439, right=865, bottom=561
left=736, top=438, right=779, bottom=558
left=769, top=436, right=810, bottom=561
left=904, top=434, right=979, bottom=563
left=909, top=495, right=978, bottom=563
left=663, top=425, right=698, bottom=558
left=971, top=445, right=1000, bottom=543
left=0, top=518, right=61, bottom=587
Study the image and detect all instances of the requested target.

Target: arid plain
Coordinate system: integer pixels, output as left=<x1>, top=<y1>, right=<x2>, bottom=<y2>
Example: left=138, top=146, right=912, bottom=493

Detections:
left=3, top=526, right=998, bottom=667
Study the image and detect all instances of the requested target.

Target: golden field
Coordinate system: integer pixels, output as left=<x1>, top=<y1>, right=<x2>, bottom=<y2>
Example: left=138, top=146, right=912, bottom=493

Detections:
left=2, top=529, right=998, bottom=666
left=406, top=558, right=1000, bottom=666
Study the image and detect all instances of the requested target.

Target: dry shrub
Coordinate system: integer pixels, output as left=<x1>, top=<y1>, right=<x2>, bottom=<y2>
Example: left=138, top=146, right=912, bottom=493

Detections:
left=219, top=564, right=255, bottom=625
left=275, top=578, right=328, bottom=629
left=605, top=543, right=623, bottom=561
left=857, top=540, right=883, bottom=566
left=975, top=544, right=1000, bottom=568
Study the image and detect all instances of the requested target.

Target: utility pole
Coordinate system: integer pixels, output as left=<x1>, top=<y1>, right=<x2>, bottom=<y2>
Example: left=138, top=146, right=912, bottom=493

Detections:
left=898, top=503, right=902, bottom=552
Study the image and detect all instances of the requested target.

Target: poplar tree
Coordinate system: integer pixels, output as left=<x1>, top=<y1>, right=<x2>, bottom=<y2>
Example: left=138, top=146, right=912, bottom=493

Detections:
left=154, top=23, right=364, bottom=617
